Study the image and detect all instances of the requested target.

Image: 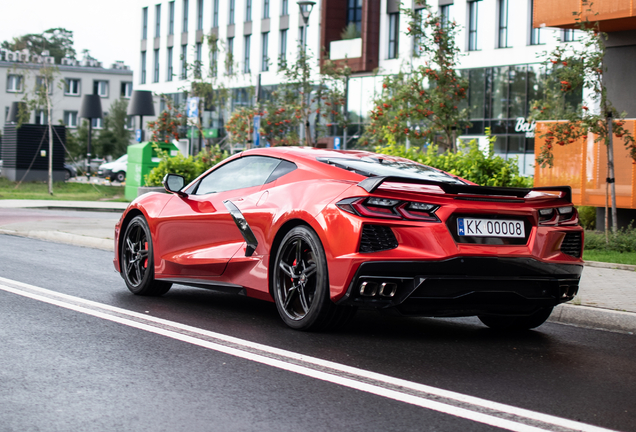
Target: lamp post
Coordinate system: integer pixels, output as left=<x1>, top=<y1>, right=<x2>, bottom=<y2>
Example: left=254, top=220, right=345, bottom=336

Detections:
left=79, top=94, right=103, bottom=179
left=127, top=90, right=156, bottom=143
left=297, top=1, right=315, bottom=146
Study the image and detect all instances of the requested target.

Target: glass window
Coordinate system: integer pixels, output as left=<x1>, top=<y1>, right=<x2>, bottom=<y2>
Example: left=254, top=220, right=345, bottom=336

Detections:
left=244, top=35, right=251, bottom=73
left=65, top=78, right=81, bottom=96
left=440, top=5, right=453, bottom=29
left=183, top=0, right=189, bottom=32
left=527, top=64, right=544, bottom=110
left=167, top=47, right=174, bottom=81
left=141, top=51, right=147, bottom=84
left=211, top=47, right=218, bottom=77
left=7, top=74, right=24, bottom=93
left=281, top=0, right=288, bottom=16
left=508, top=136, right=525, bottom=154
left=92, top=116, right=105, bottom=129
left=509, top=65, right=526, bottom=118
left=347, top=0, right=363, bottom=34
left=491, top=66, right=509, bottom=119
left=64, top=111, right=78, bottom=128
left=35, top=110, right=48, bottom=125
left=181, top=44, right=188, bottom=79
left=155, top=4, right=161, bottom=37
left=169, top=1, right=175, bottom=34
left=142, top=7, right=148, bottom=39
left=213, top=0, right=219, bottom=27
left=195, top=42, right=202, bottom=78
left=263, top=0, right=270, bottom=18
left=320, top=158, right=465, bottom=184
left=529, top=0, right=544, bottom=45
left=262, top=32, right=269, bottom=71
left=36, top=76, right=53, bottom=95
left=197, top=0, right=203, bottom=30
left=94, top=80, right=109, bottom=97
left=279, top=29, right=287, bottom=67
left=121, top=81, right=133, bottom=98
left=498, top=0, right=508, bottom=48
left=468, top=69, right=485, bottom=119
left=227, top=37, right=234, bottom=74
left=154, top=48, right=160, bottom=82
left=194, top=156, right=282, bottom=195
left=468, top=1, right=480, bottom=51
left=229, top=0, right=235, bottom=24
left=246, top=0, right=252, bottom=21
left=388, top=13, right=399, bottom=59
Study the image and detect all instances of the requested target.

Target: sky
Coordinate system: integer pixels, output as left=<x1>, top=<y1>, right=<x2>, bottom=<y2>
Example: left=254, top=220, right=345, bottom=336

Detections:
left=0, top=0, right=139, bottom=69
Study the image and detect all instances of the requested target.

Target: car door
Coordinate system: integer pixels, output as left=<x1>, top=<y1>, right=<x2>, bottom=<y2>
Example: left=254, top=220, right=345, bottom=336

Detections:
left=153, top=156, right=284, bottom=278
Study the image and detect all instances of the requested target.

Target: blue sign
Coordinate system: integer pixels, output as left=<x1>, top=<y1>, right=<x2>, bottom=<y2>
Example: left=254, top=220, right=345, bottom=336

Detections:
left=253, top=115, right=261, bottom=147
left=334, top=136, right=341, bottom=150
left=186, top=97, right=200, bottom=118
left=135, top=129, right=142, bottom=142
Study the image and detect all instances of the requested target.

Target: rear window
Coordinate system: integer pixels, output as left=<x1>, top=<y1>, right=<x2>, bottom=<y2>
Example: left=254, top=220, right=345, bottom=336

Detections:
left=318, top=157, right=466, bottom=184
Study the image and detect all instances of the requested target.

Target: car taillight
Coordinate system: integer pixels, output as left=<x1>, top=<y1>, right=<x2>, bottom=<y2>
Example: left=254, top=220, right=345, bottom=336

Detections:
left=337, top=197, right=440, bottom=222
left=538, top=206, right=578, bottom=226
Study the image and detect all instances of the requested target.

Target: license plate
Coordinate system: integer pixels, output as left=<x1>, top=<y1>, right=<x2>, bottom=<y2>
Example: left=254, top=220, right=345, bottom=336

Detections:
left=457, top=218, right=525, bottom=238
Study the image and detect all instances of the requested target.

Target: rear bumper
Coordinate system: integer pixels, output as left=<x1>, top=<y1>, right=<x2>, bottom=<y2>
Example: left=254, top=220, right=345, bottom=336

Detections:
left=336, top=257, right=583, bottom=317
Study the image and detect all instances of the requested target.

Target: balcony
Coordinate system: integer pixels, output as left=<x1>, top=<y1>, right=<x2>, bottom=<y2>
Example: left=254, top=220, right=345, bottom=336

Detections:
left=533, top=0, right=636, bottom=32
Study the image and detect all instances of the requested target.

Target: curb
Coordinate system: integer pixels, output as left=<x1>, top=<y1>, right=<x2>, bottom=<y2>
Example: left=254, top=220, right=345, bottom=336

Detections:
left=584, top=260, right=636, bottom=272
left=549, top=304, right=636, bottom=334
left=0, top=229, right=114, bottom=251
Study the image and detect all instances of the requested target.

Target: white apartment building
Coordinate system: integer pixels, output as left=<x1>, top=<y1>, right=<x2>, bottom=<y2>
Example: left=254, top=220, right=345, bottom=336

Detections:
left=1, top=52, right=135, bottom=137
left=135, top=0, right=583, bottom=175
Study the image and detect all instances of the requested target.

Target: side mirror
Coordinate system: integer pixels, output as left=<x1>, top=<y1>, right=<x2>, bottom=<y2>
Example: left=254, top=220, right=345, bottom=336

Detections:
left=162, top=173, right=187, bottom=197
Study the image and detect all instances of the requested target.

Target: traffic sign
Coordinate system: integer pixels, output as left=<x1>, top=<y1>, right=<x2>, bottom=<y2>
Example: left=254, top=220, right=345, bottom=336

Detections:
left=253, top=115, right=261, bottom=147
left=186, top=97, right=200, bottom=118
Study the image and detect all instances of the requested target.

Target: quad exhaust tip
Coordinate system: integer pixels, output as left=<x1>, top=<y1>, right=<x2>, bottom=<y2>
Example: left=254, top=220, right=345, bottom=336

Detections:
left=359, top=281, right=397, bottom=298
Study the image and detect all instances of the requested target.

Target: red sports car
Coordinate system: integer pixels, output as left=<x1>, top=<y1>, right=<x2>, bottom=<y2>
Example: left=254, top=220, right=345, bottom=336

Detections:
left=113, top=147, right=583, bottom=331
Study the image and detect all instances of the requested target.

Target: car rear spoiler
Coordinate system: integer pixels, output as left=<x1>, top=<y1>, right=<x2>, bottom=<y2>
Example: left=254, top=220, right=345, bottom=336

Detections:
left=357, top=176, right=572, bottom=202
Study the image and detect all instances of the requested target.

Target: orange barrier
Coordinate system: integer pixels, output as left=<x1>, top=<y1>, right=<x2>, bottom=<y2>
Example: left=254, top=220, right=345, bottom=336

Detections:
left=534, top=120, right=636, bottom=209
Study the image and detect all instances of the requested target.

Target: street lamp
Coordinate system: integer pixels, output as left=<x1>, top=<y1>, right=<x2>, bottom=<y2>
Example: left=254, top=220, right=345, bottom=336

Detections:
left=127, top=90, right=156, bottom=142
left=297, top=1, right=315, bottom=146
left=79, top=94, right=103, bottom=178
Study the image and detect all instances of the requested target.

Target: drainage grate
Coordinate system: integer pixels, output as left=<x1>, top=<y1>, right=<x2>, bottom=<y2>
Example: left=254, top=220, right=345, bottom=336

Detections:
left=359, top=225, right=398, bottom=253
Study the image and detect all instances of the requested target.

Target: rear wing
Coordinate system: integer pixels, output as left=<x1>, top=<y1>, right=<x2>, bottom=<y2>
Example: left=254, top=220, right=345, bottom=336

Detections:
left=357, top=176, right=572, bottom=203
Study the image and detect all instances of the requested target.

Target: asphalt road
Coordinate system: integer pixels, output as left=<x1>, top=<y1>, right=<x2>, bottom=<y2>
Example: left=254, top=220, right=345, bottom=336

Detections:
left=1, top=234, right=635, bottom=432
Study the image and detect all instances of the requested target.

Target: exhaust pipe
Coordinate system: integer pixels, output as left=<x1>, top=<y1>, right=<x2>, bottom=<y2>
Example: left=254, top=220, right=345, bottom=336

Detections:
left=359, top=281, right=378, bottom=297
left=378, top=282, right=397, bottom=298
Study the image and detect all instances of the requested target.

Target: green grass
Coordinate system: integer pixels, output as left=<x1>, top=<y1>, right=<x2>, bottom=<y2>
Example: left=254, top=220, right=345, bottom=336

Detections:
left=583, top=250, right=636, bottom=266
left=0, top=178, right=127, bottom=202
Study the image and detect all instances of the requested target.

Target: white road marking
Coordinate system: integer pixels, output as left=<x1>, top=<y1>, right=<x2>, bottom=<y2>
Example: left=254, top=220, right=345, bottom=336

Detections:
left=0, top=276, right=619, bottom=432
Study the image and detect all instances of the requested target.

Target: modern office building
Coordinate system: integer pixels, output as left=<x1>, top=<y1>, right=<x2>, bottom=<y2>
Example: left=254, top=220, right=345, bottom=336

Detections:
left=135, top=0, right=588, bottom=175
left=1, top=50, right=135, bottom=140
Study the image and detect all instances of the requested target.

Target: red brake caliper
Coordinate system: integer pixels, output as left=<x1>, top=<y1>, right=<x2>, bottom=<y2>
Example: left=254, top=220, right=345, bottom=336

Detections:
left=144, top=241, right=149, bottom=268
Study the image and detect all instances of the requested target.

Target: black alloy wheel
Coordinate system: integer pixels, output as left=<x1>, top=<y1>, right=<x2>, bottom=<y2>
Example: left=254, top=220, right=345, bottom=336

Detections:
left=121, top=215, right=171, bottom=296
left=478, top=307, right=554, bottom=331
left=272, top=226, right=355, bottom=331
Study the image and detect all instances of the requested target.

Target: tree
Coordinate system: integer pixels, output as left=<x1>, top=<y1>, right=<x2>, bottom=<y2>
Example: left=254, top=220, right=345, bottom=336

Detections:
left=359, top=2, right=469, bottom=151
left=94, top=98, right=132, bottom=157
left=1, top=28, right=76, bottom=63
left=531, top=1, right=636, bottom=233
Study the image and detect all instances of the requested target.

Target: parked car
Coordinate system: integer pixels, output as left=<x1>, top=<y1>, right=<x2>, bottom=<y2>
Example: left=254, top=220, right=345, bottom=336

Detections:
left=98, top=154, right=128, bottom=182
left=63, top=163, right=77, bottom=180
left=113, top=147, right=584, bottom=331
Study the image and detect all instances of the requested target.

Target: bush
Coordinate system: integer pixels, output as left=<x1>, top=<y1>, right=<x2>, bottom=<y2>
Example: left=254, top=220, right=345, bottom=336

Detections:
left=144, top=144, right=229, bottom=186
left=577, top=206, right=596, bottom=230
left=584, top=225, right=636, bottom=252
left=375, top=135, right=533, bottom=188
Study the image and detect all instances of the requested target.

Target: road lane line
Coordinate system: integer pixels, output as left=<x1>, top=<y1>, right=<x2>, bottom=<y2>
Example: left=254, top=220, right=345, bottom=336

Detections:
left=0, top=276, right=619, bottom=432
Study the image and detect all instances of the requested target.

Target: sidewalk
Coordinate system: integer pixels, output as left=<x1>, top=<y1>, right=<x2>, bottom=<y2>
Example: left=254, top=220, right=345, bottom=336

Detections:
left=1, top=199, right=635, bottom=334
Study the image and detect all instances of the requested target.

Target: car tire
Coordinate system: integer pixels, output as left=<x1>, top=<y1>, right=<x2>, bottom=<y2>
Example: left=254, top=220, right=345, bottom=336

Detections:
left=121, top=215, right=172, bottom=296
left=272, top=226, right=356, bottom=331
left=115, top=171, right=126, bottom=183
left=478, top=307, right=554, bottom=331
left=64, top=169, right=71, bottom=181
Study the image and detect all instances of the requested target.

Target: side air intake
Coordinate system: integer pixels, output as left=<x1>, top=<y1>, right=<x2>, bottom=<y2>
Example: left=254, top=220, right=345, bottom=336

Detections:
left=360, top=225, right=398, bottom=253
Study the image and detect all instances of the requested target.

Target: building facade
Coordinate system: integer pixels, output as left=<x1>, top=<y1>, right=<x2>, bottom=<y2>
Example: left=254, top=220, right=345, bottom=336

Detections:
left=134, top=0, right=585, bottom=175
left=1, top=51, right=135, bottom=145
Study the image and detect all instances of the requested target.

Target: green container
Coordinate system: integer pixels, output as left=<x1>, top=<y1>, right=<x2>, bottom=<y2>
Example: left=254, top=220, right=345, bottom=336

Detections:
left=125, top=141, right=179, bottom=201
